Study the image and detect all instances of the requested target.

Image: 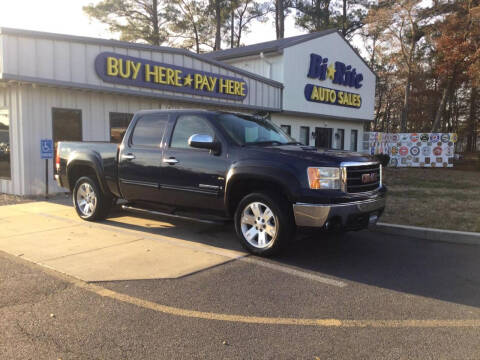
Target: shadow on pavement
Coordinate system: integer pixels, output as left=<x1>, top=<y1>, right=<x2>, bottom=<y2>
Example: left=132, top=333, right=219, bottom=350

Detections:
left=54, top=200, right=480, bottom=308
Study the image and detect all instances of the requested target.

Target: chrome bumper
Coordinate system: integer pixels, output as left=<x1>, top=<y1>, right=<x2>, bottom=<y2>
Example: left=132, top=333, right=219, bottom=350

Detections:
left=293, top=197, right=386, bottom=228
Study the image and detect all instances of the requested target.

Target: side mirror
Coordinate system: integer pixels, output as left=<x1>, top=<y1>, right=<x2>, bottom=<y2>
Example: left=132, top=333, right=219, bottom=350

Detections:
left=188, top=134, right=220, bottom=153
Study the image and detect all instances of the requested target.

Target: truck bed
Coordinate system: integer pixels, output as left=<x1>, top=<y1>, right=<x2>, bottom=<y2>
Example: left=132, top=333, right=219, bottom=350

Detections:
left=56, top=141, right=120, bottom=196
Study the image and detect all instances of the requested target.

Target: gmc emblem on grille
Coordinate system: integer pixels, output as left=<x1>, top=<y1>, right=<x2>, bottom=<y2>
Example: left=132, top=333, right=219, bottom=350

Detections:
left=361, top=173, right=378, bottom=184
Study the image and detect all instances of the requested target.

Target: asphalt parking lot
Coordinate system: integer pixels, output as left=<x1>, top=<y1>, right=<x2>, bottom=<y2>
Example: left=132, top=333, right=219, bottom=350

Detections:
left=1, top=200, right=480, bottom=359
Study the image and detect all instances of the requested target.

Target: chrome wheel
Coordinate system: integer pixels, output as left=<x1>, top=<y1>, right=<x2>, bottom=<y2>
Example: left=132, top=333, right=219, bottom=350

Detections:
left=76, top=182, right=97, bottom=217
left=240, top=201, right=277, bottom=249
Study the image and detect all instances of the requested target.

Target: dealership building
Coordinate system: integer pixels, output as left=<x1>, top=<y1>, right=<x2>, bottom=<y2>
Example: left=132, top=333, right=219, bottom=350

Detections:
left=0, top=27, right=375, bottom=195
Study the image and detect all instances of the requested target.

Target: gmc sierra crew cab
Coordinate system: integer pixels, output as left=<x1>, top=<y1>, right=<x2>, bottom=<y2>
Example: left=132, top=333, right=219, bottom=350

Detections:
left=55, top=110, right=386, bottom=256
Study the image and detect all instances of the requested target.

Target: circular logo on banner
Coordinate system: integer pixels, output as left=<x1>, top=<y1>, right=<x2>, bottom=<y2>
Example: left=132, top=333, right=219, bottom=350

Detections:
left=399, top=146, right=409, bottom=156
left=392, top=134, right=399, bottom=142
left=420, top=134, right=429, bottom=142
left=410, top=146, right=420, bottom=156
left=401, top=134, right=409, bottom=141
left=430, top=133, right=440, bottom=142
left=433, top=146, right=442, bottom=156
left=450, top=133, right=458, bottom=143
left=441, top=134, right=450, bottom=143
left=410, top=133, right=419, bottom=142
left=391, top=146, right=398, bottom=155
left=421, top=146, right=431, bottom=156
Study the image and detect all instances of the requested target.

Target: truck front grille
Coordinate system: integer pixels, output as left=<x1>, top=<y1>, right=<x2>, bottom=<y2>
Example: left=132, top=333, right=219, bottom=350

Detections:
left=344, top=163, right=381, bottom=193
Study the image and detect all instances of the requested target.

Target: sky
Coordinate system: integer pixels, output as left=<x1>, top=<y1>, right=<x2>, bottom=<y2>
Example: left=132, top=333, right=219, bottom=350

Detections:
left=0, top=0, right=305, bottom=48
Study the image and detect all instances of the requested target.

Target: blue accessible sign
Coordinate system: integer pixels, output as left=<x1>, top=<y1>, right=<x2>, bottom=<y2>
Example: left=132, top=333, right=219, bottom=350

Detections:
left=40, top=139, right=54, bottom=159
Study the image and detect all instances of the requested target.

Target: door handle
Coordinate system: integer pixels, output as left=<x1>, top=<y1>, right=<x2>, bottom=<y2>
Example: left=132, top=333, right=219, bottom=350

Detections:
left=163, top=157, right=179, bottom=165
left=121, top=153, right=136, bottom=160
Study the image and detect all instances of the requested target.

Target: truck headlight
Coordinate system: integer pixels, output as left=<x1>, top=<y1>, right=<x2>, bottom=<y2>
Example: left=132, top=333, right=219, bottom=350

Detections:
left=307, top=167, right=341, bottom=189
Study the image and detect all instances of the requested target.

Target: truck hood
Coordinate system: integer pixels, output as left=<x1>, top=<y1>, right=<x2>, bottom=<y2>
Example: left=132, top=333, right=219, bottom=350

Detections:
left=244, top=144, right=374, bottom=166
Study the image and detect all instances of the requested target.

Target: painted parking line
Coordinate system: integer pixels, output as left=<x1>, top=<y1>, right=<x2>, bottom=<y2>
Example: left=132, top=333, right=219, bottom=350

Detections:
left=76, top=280, right=480, bottom=328
left=3, top=243, right=480, bottom=329
left=240, top=257, right=347, bottom=288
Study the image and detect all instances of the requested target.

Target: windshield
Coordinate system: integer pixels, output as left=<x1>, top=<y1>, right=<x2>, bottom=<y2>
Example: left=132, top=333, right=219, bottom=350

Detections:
left=215, top=113, right=295, bottom=146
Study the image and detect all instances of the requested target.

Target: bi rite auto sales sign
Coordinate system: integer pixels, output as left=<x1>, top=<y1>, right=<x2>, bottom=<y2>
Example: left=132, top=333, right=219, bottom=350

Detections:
left=95, top=52, right=248, bottom=101
left=304, top=53, right=363, bottom=109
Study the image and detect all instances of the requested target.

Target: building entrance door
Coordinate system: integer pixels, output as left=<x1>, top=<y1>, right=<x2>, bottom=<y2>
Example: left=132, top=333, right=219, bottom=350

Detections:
left=315, top=127, right=332, bottom=148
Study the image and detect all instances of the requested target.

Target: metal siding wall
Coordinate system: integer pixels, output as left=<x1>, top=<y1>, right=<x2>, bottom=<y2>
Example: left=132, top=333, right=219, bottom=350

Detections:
left=0, top=86, right=24, bottom=195
left=1, top=34, right=281, bottom=111
left=15, top=86, right=166, bottom=195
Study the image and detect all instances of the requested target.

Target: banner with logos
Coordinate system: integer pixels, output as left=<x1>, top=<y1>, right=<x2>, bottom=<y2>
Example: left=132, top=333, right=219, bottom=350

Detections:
left=366, top=132, right=457, bottom=168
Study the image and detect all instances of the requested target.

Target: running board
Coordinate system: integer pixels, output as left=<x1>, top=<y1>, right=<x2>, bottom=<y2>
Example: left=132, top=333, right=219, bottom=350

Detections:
left=121, top=205, right=227, bottom=225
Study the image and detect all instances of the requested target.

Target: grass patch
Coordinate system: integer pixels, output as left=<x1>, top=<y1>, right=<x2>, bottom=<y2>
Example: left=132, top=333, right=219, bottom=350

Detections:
left=382, top=168, right=480, bottom=233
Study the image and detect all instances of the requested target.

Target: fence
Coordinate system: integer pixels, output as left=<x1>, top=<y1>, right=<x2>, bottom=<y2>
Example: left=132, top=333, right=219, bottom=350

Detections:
left=363, top=132, right=457, bottom=168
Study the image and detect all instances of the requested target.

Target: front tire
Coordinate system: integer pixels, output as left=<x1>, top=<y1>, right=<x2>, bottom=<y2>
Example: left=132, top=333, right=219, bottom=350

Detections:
left=234, top=192, right=294, bottom=256
left=73, top=176, right=112, bottom=221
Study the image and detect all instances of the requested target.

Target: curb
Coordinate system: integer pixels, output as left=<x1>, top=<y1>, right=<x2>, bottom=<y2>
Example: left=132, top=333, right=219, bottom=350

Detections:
left=372, top=222, right=480, bottom=246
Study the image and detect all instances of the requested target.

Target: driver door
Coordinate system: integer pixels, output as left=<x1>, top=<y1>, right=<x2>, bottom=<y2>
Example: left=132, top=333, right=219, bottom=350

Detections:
left=159, top=114, right=229, bottom=213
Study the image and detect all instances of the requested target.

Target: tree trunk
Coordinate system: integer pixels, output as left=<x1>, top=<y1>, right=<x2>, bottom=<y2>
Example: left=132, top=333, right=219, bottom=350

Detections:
left=193, top=24, right=200, bottom=54
left=400, top=72, right=411, bottom=132
left=432, top=79, right=451, bottom=132
left=230, top=9, right=235, bottom=48
left=342, top=0, right=347, bottom=37
left=466, top=86, right=477, bottom=152
left=214, top=0, right=222, bottom=50
left=152, top=0, right=160, bottom=46
left=275, top=0, right=284, bottom=39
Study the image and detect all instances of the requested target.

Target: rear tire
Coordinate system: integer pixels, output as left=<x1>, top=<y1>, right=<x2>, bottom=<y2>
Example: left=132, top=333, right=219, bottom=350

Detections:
left=234, top=192, right=294, bottom=256
left=73, top=176, right=112, bottom=221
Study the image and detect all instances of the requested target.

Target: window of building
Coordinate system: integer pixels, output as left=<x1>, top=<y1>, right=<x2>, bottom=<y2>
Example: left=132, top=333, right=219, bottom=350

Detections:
left=299, top=126, right=310, bottom=145
left=131, top=114, right=168, bottom=148
left=336, top=129, right=345, bottom=150
left=52, top=108, right=82, bottom=148
left=0, top=109, right=11, bottom=179
left=280, top=125, right=291, bottom=136
left=350, top=129, right=358, bottom=152
left=170, top=115, right=215, bottom=149
left=110, top=112, right=133, bottom=143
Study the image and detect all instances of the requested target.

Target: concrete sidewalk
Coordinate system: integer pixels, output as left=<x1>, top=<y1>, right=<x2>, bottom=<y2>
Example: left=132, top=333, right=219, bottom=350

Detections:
left=0, top=201, right=246, bottom=282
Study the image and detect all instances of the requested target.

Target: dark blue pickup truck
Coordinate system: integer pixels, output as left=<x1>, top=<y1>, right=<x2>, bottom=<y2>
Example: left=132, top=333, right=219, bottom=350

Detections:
left=55, top=109, right=386, bottom=255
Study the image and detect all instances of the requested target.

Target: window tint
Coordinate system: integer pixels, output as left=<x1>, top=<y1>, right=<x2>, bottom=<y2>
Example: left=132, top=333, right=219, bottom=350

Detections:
left=300, top=126, right=310, bottom=146
left=0, top=109, right=11, bottom=179
left=52, top=108, right=82, bottom=146
left=110, top=112, right=133, bottom=143
left=170, top=115, right=214, bottom=149
left=280, top=125, right=291, bottom=136
left=131, top=114, right=168, bottom=147
left=350, top=129, right=358, bottom=151
left=336, top=129, right=345, bottom=150
left=216, top=113, right=292, bottom=145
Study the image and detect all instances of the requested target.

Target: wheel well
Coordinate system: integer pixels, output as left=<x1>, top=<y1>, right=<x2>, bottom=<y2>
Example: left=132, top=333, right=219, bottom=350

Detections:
left=227, top=178, right=291, bottom=216
left=68, top=165, right=98, bottom=191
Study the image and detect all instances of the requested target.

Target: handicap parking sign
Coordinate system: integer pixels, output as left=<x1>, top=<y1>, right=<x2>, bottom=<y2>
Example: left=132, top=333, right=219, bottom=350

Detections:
left=40, top=139, right=54, bottom=159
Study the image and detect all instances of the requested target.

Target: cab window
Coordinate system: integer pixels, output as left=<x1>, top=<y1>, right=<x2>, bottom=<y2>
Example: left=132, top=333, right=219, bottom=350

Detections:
left=170, top=115, right=215, bottom=149
left=131, top=114, right=168, bottom=148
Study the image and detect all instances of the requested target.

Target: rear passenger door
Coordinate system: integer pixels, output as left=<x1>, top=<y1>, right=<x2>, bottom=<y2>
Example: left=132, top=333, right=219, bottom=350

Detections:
left=159, top=114, right=229, bottom=213
left=118, top=113, right=169, bottom=204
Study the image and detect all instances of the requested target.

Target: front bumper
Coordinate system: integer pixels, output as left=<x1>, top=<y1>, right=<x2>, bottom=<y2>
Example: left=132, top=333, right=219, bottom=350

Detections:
left=293, top=196, right=386, bottom=230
